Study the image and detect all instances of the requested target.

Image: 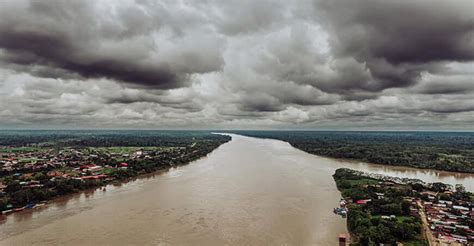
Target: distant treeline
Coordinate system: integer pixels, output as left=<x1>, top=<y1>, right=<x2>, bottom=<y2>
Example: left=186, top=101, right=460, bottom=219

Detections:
left=0, top=130, right=227, bottom=147
left=232, top=131, right=474, bottom=173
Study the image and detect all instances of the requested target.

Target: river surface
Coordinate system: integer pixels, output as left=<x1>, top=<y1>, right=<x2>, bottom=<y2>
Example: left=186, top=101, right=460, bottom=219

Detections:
left=1, top=134, right=474, bottom=245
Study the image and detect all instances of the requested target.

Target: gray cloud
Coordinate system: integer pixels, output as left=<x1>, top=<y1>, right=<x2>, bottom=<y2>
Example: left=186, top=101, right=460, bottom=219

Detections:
left=0, top=0, right=224, bottom=89
left=314, top=0, right=474, bottom=90
left=203, top=0, right=288, bottom=35
left=0, top=0, right=473, bottom=130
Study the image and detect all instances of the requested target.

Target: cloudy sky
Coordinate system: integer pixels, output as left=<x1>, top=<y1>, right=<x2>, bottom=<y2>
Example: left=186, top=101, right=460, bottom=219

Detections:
left=0, top=0, right=473, bottom=130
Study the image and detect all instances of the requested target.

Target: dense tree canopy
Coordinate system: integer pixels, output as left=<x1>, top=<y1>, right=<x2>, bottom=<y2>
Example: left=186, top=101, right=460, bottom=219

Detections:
left=235, top=131, right=474, bottom=173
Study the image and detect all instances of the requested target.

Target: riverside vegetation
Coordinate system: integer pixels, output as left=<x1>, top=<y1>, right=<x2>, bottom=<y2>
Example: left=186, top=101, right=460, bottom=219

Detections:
left=234, top=131, right=474, bottom=173
left=0, top=131, right=230, bottom=213
left=333, top=168, right=474, bottom=245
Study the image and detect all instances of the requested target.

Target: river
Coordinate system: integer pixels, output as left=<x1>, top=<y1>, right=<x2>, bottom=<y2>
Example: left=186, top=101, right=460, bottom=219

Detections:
left=1, top=134, right=474, bottom=245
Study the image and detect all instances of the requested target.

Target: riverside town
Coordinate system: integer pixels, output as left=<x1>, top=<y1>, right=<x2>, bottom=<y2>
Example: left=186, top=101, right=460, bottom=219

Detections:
left=333, top=168, right=474, bottom=245
left=0, top=131, right=230, bottom=214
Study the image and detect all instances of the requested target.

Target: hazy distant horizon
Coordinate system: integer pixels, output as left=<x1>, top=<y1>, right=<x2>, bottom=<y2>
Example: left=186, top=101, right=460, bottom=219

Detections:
left=1, top=128, right=474, bottom=133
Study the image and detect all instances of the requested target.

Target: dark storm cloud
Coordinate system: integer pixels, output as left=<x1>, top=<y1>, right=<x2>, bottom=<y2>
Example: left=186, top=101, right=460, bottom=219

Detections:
left=238, top=96, right=285, bottom=112
left=314, top=0, right=474, bottom=90
left=0, top=0, right=224, bottom=89
left=425, top=103, right=474, bottom=114
left=0, top=0, right=473, bottom=129
left=413, top=63, right=474, bottom=95
left=0, top=28, right=179, bottom=88
left=416, top=78, right=474, bottom=95
left=102, top=88, right=204, bottom=112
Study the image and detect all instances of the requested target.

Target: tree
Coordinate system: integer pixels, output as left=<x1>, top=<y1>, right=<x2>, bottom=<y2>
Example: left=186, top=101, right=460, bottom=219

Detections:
left=5, top=181, right=21, bottom=193
left=455, top=184, right=466, bottom=193
left=401, top=200, right=411, bottom=215
left=380, top=203, right=401, bottom=215
left=411, top=183, right=424, bottom=192
left=431, top=182, right=449, bottom=192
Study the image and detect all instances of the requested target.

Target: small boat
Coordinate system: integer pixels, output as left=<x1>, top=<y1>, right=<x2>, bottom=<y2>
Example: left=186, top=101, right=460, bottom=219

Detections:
left=333, top=207, right=348, bottom=217
left=14, top=207, right=24, bottom=212
left=33, top=203, right=46, bottom=208
left=341, top=210, right=347, bottom=218
left=25, top=203, right=35, bottom=209
left=1, top=209, right=13, bottom=215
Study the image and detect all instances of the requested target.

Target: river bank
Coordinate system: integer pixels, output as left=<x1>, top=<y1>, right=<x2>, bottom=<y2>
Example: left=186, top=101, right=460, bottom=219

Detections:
left=231, top=131, right=474, bottom=173
left=1, top=134, right=474, bottom=245
left=332, top=168, right=473, bottom=245
left=0, top=134, right=230, bottom=216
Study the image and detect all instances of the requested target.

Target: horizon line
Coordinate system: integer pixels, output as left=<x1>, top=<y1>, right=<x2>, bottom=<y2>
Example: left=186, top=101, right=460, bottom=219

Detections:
left=0, top=128, right=474, bottom=133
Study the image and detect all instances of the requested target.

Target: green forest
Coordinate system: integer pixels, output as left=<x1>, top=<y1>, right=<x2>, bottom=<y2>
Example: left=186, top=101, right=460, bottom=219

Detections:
left=234, top=131, right=474, bottom=173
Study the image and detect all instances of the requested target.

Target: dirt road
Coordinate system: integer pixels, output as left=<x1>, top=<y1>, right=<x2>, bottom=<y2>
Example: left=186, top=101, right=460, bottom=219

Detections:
left=417, top=200, right=440, bottom=246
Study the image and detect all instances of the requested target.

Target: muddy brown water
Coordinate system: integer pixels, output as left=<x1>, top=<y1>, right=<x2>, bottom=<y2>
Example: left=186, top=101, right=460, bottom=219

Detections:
left=1, top=134, right=474, bottom=245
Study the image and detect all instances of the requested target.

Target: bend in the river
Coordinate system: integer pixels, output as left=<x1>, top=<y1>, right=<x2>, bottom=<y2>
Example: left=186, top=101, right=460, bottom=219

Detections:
left=1, top=134, right=473, bottom=245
